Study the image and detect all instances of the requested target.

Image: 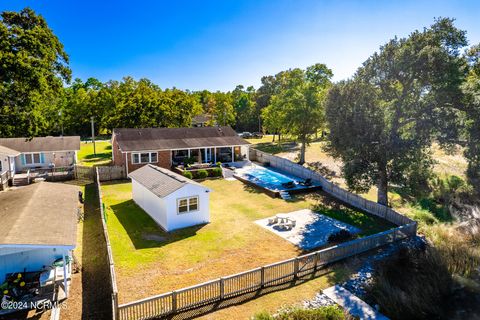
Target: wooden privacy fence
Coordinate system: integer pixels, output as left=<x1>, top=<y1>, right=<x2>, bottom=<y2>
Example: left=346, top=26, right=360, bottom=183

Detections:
left=75, top=164, right=95, bottom=181
left=97, top=165, right=126, bottom=181
left=117, top=222, right=417, bottom=320
left=250, top=148, right=415, bottom=226
left=96, top=168, right=120, bottom=320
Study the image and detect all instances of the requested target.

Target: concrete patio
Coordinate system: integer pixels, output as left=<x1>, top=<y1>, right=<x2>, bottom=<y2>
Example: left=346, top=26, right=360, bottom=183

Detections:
left=255, top=209, right=360, bottom=250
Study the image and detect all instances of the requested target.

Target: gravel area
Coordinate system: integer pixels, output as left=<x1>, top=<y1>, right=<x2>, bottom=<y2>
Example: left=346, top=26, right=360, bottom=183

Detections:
left=302, top=236, right=427, bottom=309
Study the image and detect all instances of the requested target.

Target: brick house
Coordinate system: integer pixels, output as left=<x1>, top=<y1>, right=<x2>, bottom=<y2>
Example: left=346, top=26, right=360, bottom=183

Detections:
left=111, top=126, right=250, bottom=175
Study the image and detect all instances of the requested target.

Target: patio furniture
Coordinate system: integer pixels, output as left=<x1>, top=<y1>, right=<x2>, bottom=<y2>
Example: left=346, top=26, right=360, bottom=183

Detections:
left=300, top=178, right=312, bottom=186
left=281, top=181, right=296, bottom=189
left=276, top=213, right=290, bottom=224
left=268, top=217, right=278, bottom=225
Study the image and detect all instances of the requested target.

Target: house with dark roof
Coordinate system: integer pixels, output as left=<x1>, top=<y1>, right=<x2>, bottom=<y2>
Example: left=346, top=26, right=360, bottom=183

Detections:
left=191, top=114, right=213, bottom=127
left=111, top=126, right=250, bottom=174
left=129, top=164, right=211, bottom=231
left=0, top=182, right=79, bottom=297
left=0, top=136, right=81, bottom=179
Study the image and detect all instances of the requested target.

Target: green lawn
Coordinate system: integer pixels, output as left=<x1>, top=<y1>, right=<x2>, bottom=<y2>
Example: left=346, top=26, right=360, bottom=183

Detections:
left=78, top=141, right=112, bottom=166
left=100, top=178, right=393, bottom=304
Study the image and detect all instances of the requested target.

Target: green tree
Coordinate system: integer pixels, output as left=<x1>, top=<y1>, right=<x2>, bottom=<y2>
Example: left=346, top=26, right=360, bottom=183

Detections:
left=232, top=85, right=257, bottom=132
left=462, top=44, right=480, bottom=190
left=268, top=64, right=333, bottom=164
left=0, top=8, right=71, bottom=137
left=326, top=18, right=468, bottom=205
left=212, top=92, right=235, bottom=126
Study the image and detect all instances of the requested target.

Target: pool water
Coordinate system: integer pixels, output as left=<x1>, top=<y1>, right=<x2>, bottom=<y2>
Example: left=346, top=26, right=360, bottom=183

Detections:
left=238, top=166, right=310, bottom=191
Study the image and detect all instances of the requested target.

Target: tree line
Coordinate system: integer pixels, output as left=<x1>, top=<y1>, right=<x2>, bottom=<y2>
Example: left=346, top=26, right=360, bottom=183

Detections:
left=1, top=8, right=479, bottom=204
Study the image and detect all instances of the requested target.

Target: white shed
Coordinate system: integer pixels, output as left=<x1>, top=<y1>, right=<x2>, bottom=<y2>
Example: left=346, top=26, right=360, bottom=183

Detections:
left=129, top=164, right=211, bottom=232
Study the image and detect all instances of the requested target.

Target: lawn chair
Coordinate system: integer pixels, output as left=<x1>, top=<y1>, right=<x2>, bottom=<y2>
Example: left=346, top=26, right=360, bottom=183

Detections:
left=268, top=217, right=278, bottom=225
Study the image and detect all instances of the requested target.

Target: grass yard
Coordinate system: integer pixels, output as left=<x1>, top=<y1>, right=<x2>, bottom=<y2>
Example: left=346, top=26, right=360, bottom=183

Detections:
left=77, top=141, right=112, bottom=166
left=101, top=178, right=393, bottom=304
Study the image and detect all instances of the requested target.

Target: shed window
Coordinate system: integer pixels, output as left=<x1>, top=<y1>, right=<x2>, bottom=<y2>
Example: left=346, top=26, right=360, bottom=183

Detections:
left=177, top=196, right=199, bottom=214
left=132, top=152, right=157, bottom=164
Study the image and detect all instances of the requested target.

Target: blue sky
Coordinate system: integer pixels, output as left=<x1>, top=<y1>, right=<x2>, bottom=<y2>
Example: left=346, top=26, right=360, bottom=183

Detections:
left=2, top=0, right=480, bottom=91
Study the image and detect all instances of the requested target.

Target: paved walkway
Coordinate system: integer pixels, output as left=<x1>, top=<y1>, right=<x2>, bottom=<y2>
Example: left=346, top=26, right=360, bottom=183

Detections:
left=323, top=285, right=389, bottom=320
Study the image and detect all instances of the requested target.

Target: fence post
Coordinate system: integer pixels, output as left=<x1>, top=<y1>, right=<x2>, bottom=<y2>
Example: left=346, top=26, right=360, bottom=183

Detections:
left=313, top=253, right=319, bottom=271
left=171, top=291, right=177, bottom=314
left=260, top=266, right=265, bottom=288
left=294, top=258, right=299, bottom=280
left=112, top=292, right=119, bottom=320
left=219, top=278, right=225, bottom=299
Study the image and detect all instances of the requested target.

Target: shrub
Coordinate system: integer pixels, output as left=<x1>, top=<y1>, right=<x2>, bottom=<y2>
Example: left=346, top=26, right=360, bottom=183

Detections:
left=368, top=246, right=454, bottom=320
left=196, top=169, right=208, bottom=179
left=216, top=161, right=222, bottom=167
left=183, top=157, right=196, bottom=166
left=327, top=229, right=354, bottom=244
left=253, top=306, right=347, bottom=320
left=210, top=167, right=223, bottom=177
left=182, top=171, right=193, bottom=179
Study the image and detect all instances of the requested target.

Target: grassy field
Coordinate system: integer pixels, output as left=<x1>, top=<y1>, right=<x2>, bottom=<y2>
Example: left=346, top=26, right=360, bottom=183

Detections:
left=77, top=141, right=112, bottom=166
left=101, top=178, right=392, bottom=304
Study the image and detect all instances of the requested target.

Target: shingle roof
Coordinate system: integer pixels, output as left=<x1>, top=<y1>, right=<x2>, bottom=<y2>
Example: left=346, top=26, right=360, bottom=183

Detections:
left=192, top=114, right=211, bottom=124
left=129, top=164, right=209, bottom=198
left=0, top=136, right=80, bottom=153
left=113, top=126, right=249, bottom=152
left=0, top=182, right=79, bottom=247
left=0, top=145, right=20, bottom=156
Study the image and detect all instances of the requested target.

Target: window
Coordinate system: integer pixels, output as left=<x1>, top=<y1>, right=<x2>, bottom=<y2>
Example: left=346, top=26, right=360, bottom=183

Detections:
left=24, top=153, right=42, bottom=165
left=132, top=152, right=158, bottom=164
left=177, top=196, right=199, bottom=214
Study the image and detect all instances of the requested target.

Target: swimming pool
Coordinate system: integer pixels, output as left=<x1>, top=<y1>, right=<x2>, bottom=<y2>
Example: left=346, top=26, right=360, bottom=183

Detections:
left=234, top=165, right=320, bottom=194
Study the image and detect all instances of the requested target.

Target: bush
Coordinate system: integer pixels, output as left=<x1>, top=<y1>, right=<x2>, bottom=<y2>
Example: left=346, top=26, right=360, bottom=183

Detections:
left=196, top=169, right=208, bottom=179
left=210, top=167, right=223, bottom=177
left=183, top=156, right=196, bottom=166
left=368, top=246, right=454, bottom=320
left=253, top=306, right=347, bottom=320
left=327, top=229, right=354, bottom=244
left=182, top=171, right=193, bottom=179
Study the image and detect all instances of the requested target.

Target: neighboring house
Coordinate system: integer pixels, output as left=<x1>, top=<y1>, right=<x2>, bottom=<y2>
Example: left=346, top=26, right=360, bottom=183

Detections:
left=111, top=126, right=250, bottom=175
left=191, top=114, right=213, bottom=127
left=0, top=145, right=20, bottom=176
left=0, top=182, right=79, bottom=296
left=0, top=136, right=80, bottom=176
left=129, top=164, right=211, bottom=232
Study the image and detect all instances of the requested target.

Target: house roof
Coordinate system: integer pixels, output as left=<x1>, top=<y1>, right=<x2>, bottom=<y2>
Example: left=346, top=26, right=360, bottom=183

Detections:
left=0, top=136, right=80, bottom=153
left=0, top=145, right=20, bottom=157
left=192, top=114, right=211, bottom=124
left=0, top=182, right=79, bottom=247
left=129, top=164, right=209, bottom=198
left=113, top=126, right=249, bottom=152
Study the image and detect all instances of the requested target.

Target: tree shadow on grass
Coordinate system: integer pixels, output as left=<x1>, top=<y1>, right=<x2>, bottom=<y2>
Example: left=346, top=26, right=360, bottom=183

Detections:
left=109, top=200, right=206, bottom=250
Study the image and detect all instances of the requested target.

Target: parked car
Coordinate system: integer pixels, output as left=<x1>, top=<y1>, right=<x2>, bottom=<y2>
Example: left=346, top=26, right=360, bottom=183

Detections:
left=252, top=132, right=264, bottom=138
left=239, top=132, right=253, bottom=138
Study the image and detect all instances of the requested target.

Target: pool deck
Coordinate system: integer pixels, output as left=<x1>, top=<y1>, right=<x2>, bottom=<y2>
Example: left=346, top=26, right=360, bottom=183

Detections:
left=255, top=209, right=360, bottom=250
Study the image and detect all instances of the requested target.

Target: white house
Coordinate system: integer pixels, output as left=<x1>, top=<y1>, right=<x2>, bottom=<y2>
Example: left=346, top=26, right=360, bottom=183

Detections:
left=129, top=164, right=211, bottom=232
left=0, top=136, right=81, bottom=175
left=0, top=182, right=79, bottom=297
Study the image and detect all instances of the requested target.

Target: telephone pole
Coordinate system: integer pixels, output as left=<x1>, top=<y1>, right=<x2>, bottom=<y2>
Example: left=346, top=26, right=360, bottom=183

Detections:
left=91, top=116, right=96, bottom=156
